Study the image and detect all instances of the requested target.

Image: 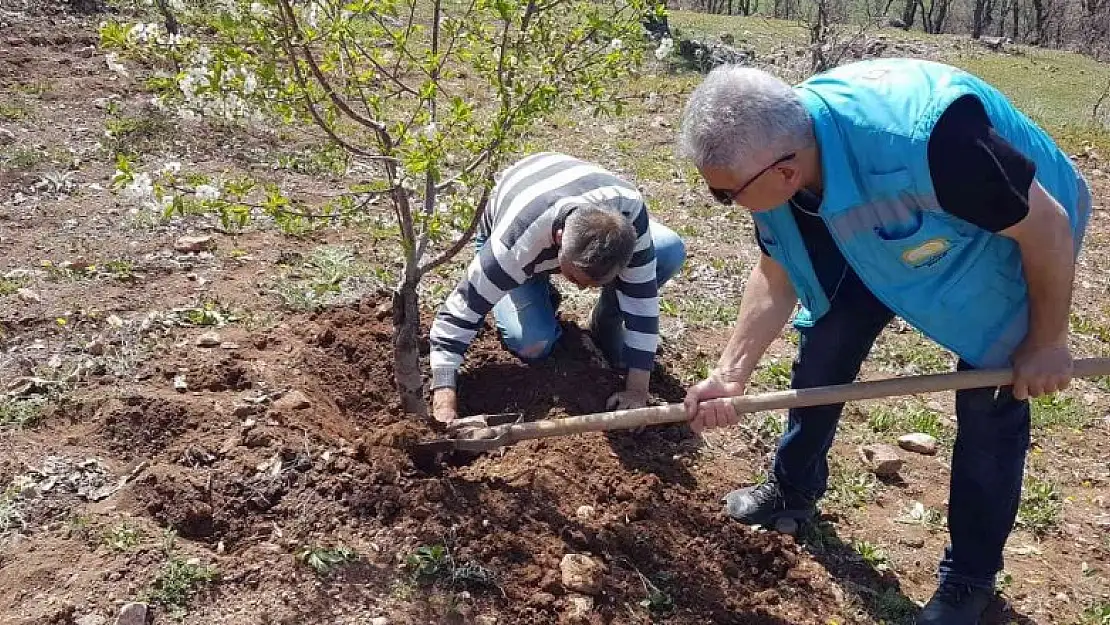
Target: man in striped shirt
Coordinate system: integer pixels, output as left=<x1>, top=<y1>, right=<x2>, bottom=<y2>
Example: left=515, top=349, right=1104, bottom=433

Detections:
left=429, top=152, right=687, bottom=423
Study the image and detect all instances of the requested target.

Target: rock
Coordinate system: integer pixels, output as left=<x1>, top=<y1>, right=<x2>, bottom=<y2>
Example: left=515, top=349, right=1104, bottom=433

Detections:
left=677, top=37, right=755, bottom=72
left=560, top=554, right=606, bottom=595
left=115, top=602, right=147, bottom=625
left=85, top=339, right=106, bottom=356
left=774, top=517, right=798, bottom=535
left=370, top=618, right=389, bottom=625
left=3, top=269, right=31, bottom=280
left=899, top=536, right=925, bottom=548
left=575, top=505, right=596, bottom=521
left=173, top=374, right=188, bottom=392
left=859, top=443, right=904, bottom=476
left=374, top=302, right=392, bottom=321
left=719, top=33, right=735, bottom=45
left=979, top=35, right=1005, bottom=50
left=274, top=390, right=311, bottom=411
left=17, top=288, right=41, bottom=303
left=232, top=404, right=260, bottom=418
left=898, top=433, right=938, bottom=456
left=174, top=235, right=216, bottom=254
left=195, top=332, right=221, bottom=347
left=565, top=595, right=594, bottom=621
left=220, top=342, right=241, bottom=350
left=76, top=615, right=107, bottom=625
left=0, top=128, right=15, bottom=145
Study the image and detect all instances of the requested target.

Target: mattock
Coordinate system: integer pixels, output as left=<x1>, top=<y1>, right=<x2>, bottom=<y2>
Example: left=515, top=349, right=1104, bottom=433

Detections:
left=412, top=357, right=1110, bottom=473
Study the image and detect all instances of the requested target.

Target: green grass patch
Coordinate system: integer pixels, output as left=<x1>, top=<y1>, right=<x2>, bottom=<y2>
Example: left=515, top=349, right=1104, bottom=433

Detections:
left=0, top=102, right=28, bottom=121
left=103, top=523, right=143, bottom=552
left=0, top=277, right=28, bottom=296
left=1017, top=474, right=1062, bottom=536
left=1031, top=393, right=1089, bottom=430
left=144, top=533, right=218, bottom=618
left=948, top=49, right=1110, bottom=153
left=0, top=398, right=46, bottom=429
left=298, top=545, right=359, bottom=577
left=753, top=357, right=792, bottom=390
left=1082, top=601, right=1110, bottom=625
left=865, top=401, right=948, bottom=442
left=826, top=462, right=877, bottom=510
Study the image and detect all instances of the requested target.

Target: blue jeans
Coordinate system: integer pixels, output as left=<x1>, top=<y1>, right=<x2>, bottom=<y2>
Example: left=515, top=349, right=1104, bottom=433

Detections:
left=477, top=219, right=686, bottom=364
left=773, top=263, right=1030, bottom=591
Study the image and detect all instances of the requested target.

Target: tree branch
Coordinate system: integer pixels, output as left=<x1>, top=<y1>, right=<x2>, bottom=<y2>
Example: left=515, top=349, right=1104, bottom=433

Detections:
left=418, top=185, right=491, bottom=276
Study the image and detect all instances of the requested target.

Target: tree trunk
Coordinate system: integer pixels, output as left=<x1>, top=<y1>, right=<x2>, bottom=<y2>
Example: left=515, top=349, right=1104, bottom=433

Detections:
left=392, top=282, right=425, bottom=416
left=1031, top=0, right=1047, bottom=43
left=972, top=0, right=988, bottom=37
left=901, top=0, right=918, bottom=29
left=1011, top=0, right=1019, bottom=39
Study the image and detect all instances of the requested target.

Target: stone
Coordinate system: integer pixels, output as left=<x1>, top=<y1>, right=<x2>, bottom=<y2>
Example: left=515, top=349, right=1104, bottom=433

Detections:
left=195, top=332, right=221, bottom=347
left=232, top=404, right=260, bottom=418
left=173, top=374, right=188, bottom=392
left=370, top=618, right=389, bottom=625
left=85, top=340, right=106, bottom=356
left=76, top=615, right=107, bottom=625
left=4, top=269, right=32, bottom=279
left=115, top=602, right=148, bottom=625
left=565, top=595, right=594, bottom=622
left=719, top=33, right=735, bottom=45
left=174, top=235, right=216, bottom=254
left=560, top=554, right=606, bottom=595
left=374, top=302, right=392, bottom=321
left=0, top=128, right=15, bottom=146
left=575, top=505, right=596, bottom=521
left=859, top=444, right=904, bottom=477
left=273, top=390, right=311, bottom=411
left=899, top=536, right=925, bottom=548
left=898, top=433, right=938, bottom=456
left=17, top=288, right=41, bottom=303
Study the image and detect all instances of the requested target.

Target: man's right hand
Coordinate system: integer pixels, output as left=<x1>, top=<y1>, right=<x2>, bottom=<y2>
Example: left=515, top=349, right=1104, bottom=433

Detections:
left=683, top=369, right=749, bottom=433
left=432, top=387, right=458, bottom=424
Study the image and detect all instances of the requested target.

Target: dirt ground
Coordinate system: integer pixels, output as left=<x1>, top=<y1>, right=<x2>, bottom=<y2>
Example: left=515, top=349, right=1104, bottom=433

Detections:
left=2, top=4, right=1110, bottom=625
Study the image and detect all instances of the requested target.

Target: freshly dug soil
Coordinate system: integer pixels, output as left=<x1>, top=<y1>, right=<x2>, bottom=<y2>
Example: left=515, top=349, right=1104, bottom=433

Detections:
left=1, top=298, right=842, bottom=624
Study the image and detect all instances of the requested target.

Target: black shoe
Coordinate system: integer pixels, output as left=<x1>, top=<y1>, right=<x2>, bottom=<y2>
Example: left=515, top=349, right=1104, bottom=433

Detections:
left=918, top=582, right=994, bottom=625
left=722, top=480, right=816, bottom=527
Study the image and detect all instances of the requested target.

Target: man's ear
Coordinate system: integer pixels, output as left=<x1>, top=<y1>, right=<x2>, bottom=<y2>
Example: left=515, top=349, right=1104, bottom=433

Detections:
left=554, top=229, right=563, bottom=246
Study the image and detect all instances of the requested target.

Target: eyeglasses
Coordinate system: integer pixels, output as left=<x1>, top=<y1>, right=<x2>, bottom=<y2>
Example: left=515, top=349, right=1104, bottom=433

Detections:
left=708, top=153, right=795, bottom=205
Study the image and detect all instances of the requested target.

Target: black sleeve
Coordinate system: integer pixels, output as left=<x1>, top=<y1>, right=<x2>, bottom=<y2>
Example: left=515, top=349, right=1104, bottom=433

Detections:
left=926, top=94, right=1037, bottom=233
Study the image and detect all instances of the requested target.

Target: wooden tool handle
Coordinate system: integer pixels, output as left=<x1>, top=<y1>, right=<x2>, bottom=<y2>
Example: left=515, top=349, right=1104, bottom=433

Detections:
left=497, top=357, right=1110, bottom=445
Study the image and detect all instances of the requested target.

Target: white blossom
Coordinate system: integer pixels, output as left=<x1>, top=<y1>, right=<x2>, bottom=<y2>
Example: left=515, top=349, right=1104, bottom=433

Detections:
left=105, top=53, right=130, bottom=78
left=195, top=184, right=221, bottom=201
left=608, top=38, right=623, bottom=51
left=243, top=71, right=259, bottom=95
left=654, top=37, right=674, bottom=61
left=421, top=123, right=438, bottom=140
left=160, top=161, right=182, bottom=175
left=124, top=172, right=154, bottom=199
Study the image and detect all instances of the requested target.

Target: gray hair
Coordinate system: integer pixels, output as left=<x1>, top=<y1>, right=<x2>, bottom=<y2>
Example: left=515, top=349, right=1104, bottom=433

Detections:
left=678, top=65, right=815, bottom=175
left=559, top=204, right=637, bottom=283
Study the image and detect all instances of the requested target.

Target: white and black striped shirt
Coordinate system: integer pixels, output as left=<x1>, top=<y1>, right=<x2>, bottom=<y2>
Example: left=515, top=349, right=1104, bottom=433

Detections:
left=429, top=152, right=660, bottom=389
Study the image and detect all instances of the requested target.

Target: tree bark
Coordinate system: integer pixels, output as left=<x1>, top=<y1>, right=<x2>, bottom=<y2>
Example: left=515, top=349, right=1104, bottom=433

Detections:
left=901, top=0, right=918, bottom=29
left=972, top=0, right=989, bottom=37
left=392, top=282, right=425, bottom=416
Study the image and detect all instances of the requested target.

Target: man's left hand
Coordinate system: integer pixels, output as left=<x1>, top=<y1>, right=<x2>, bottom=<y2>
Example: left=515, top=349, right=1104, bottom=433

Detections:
left=607, top=388, right=650, bottom=411
left=1011, top=340, right=1073, bottom=400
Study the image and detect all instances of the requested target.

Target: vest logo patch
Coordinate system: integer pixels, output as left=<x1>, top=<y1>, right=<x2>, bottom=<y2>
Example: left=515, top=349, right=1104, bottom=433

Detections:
left=901, top=237, right=952, bottom=268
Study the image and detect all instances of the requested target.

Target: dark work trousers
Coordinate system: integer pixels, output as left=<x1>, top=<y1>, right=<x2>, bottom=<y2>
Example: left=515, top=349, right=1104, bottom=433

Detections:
left=771, top=256, right=1031, bottom=591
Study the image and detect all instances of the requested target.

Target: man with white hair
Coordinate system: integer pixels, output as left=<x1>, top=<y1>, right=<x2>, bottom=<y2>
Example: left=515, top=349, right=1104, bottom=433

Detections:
left=678, top=59, right=1090, bottom=623
left=429, top=152, right=687, bottom=423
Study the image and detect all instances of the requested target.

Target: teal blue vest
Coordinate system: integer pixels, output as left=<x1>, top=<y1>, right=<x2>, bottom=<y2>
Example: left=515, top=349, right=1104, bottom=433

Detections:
left=754, top=59, right=1091, bottom=368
